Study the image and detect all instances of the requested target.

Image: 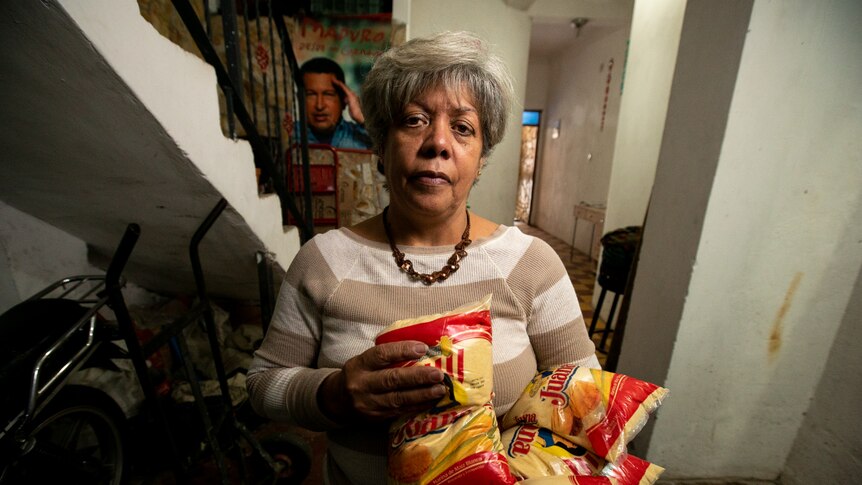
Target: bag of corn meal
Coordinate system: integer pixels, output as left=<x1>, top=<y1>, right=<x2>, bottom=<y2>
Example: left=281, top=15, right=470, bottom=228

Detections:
left=375, top=295, right=515, bottom=485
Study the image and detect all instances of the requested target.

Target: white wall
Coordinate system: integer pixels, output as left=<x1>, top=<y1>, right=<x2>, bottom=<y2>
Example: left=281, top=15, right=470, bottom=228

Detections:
left=0, top=200, right=101, bottom=313
left=405, top=0, right=531, bottom=225
left=523, top=56, right=550, bottom=228
left=782, top=267, right=862, bottom=483
left=524, top=57, right=550, bottom=110
left=619, top=0, right=862, bottom=479
left=0, top=200, right=164, bottom=314
left=529, top=24, right=629, bottom=249
left=603, top=0, right=685, bottom=236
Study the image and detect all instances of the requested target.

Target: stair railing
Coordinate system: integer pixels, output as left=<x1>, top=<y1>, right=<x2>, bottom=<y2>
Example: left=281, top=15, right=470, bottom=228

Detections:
left=170, top=0, right=315, bottom=242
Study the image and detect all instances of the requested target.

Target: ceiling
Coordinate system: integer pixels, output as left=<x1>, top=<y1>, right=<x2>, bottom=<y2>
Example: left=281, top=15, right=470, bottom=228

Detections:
left=518, top=0, right=634, bottom=58
left=530, top=19, right=588, bottom=58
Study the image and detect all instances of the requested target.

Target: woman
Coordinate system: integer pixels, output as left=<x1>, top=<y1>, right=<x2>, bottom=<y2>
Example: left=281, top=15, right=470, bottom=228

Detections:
left=248, top=31, right=599, bottom=484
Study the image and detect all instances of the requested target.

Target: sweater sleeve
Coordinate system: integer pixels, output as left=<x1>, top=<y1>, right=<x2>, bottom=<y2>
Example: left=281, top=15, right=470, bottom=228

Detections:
left=523, top=238, right=599, bottom=371
left=246, top=239, right=343, bottom=431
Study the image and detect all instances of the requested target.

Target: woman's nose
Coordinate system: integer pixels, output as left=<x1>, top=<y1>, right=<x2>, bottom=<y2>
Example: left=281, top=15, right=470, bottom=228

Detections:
left=421, top=119, right=452, bottom=159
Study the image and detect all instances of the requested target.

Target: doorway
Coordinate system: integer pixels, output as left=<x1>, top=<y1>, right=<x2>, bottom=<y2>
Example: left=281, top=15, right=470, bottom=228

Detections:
left=514, top=110, right=541, bottom=223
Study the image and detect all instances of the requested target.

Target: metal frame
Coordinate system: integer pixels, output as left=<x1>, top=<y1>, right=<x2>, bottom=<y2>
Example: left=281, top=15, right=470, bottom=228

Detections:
left=0, top=282, right=108, bottom=441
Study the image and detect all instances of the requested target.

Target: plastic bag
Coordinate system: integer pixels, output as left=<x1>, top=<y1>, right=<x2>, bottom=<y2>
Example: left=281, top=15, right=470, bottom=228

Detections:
left=502, top=424, right=664, bottom=484
left=375, top=295, right=515, bottom=485
left=517, top=453, right=663, bottom=485
left=502, top=365, right=668, bottom=464
left=589, top=368, right=667, bottom=461
left=502, top=424, right=604, bottom=478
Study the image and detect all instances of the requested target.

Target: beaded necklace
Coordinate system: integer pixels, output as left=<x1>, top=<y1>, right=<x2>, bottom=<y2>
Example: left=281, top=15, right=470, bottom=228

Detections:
left=382, top=206, right=472, bottom=285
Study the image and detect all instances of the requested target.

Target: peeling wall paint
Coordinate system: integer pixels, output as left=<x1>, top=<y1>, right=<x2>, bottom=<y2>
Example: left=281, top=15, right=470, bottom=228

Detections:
left=768, top=272, right=803, bottom=363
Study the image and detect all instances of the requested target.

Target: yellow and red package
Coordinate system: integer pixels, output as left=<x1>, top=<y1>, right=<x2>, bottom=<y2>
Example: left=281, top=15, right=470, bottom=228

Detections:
left=516, top=478, right=605, bottom=485
left=517, top=451, right=664, bottom=485
left=599, top=454, right=664, bottom=485
left=501, top=365, right=668, bottom=464
left=375, top=295, right=516, bottom=485
left=388, top=402, right=513, bottom=484
left=502, top=364, right=616, bottom=461
left=589, top=368, right=667, bottom=460
left=501, top=424, right=663, bottom=485
left=502, top=424, right=604, bottom=478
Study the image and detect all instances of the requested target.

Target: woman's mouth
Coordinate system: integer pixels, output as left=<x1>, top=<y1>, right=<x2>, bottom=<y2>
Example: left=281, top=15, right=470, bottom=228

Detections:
left=409, top=171, right=451, bottom=186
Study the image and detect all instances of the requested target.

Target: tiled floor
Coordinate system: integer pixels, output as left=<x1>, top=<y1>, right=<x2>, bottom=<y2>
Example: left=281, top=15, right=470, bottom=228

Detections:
left=515, top=222, right=610, bottom=366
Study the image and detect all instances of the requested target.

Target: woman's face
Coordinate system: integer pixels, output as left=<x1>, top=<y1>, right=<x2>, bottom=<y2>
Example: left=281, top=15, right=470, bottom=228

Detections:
left=382, top=85, right=484, bottom=220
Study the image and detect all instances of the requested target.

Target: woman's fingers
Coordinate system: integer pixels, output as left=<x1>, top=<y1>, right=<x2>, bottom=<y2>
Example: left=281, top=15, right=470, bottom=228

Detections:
left=347, top=343, right=444, bottom=394
left=356, top=384, right=448, bottom=419
left=372, top=365, right=445, bottom=392
left=360, top=341, right=429, bottom=369
left=335, top=342, right=447, bottom=420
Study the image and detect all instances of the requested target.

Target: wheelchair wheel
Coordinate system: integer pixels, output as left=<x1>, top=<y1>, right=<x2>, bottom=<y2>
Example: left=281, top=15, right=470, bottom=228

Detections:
left=249, top=432, right=312, bottom=485
left=2, top=386, right=126, bottom=485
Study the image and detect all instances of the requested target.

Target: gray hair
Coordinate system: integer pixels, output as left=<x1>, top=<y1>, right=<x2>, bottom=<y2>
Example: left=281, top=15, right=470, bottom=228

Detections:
left=361, top=31, right=515, bottom=158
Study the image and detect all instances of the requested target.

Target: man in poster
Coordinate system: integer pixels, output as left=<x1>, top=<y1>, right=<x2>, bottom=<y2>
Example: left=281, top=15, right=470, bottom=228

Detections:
left=300, top=57, right=372, bottom=150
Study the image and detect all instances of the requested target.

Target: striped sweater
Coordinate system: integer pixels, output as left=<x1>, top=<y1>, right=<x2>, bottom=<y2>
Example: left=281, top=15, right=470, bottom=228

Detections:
left=247, top=225, right=598, bottom=484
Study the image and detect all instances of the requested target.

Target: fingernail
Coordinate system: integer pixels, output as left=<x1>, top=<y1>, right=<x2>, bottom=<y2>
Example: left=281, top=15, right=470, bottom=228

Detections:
left=413, top=343, right=428, bottom=355
left=434, top=384, right=447, bottom=396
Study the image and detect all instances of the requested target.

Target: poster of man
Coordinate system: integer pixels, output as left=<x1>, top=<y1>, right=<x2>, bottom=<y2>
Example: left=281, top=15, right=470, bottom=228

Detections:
left=290, top=13, right=398, bottom=150
left=298, top=57, right=372, bottom=149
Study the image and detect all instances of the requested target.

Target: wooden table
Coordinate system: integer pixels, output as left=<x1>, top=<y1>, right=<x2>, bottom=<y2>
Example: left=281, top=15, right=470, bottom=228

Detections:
left=570, top=204, right=605, bottom=262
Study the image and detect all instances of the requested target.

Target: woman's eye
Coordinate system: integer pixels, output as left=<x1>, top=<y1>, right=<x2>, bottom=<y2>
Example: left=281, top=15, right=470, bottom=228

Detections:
left=453, top=122, right=475, bottom=136
left=403, top=115, right=427, bottom=127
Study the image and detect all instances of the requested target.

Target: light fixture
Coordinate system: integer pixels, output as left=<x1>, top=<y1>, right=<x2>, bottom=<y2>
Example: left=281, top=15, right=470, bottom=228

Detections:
left=571, top=17, right=589, bottom=37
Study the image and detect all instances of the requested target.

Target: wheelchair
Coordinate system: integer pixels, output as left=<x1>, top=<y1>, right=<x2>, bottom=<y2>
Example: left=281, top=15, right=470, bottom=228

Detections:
left=0, top=225, right=140, bottom=484
left=1, top=215, right=311, bottom=484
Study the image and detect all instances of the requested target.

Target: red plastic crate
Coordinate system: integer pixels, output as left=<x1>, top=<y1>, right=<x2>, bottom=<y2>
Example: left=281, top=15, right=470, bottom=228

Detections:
left=290, top=165, right=336, bottom=193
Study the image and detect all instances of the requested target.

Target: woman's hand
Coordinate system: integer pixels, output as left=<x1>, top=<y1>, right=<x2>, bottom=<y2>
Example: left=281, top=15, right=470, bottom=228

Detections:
left=319, top=341, right=447, bottom=423
left=332, top=78, right=365, bottom=125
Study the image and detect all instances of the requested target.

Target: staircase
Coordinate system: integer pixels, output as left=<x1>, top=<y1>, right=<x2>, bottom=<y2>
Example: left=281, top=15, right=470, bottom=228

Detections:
left=0, top=0, right=301, bottom=300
